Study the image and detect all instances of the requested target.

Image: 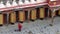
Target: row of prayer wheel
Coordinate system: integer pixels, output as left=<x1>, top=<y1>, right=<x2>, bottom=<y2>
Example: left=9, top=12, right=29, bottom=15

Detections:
left=0, top=8, right=60, bottom=26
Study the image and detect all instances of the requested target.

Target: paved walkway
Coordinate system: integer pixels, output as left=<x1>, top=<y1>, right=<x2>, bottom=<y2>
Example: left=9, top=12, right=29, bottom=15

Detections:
left=0, top=17, right=60, bottom=34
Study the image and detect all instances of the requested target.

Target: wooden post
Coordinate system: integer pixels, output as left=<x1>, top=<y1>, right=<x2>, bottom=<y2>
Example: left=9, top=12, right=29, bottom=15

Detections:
left=28, top=10, right=30, bottom=22
left=48, top=8, right=50, bottom=18
left=6, top=13, right=9, bottom=26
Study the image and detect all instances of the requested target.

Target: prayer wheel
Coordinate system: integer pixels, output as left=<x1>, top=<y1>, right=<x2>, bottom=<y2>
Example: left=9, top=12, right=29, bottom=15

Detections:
left=19, top=11, right=25, bottom=23
left=39, top=8, right=45, bottom=20
left=10, top=12, right=16, bottom=24
left=58, top=10, right=60, bottom=16
left=0, top=14, right=3, bottom=26
left=30, top=9, right=36, bottom=21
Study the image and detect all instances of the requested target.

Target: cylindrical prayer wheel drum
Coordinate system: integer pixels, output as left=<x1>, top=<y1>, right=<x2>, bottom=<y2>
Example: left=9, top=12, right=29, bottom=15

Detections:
left=0, top=14, right=3, bottom=26
left=39, top=8, right=45, bottom=20
left=10, top=12, right=16, bottom=24
left=30, top=9, right=36, bottom=21
left=19, top=11, right=25, bottom=23
left=58, top=10, right=60, bottom=16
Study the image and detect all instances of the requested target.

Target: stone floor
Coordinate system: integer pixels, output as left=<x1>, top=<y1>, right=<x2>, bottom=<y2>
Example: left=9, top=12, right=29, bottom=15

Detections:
left=0, top=17, right=60, bottom=34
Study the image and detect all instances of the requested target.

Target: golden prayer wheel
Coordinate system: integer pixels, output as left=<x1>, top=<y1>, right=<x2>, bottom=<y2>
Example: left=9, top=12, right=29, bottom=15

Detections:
left=10, top=12, right=16, bottom=24
left=0, top=14, right=3, bottom=26
left=58, top=10, right=60, bottom=16
left=30, top=9, right=36, bottom=21
left=19, top=11, right=25, bottom=23
left=39, top=8, right=45, bottom=20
